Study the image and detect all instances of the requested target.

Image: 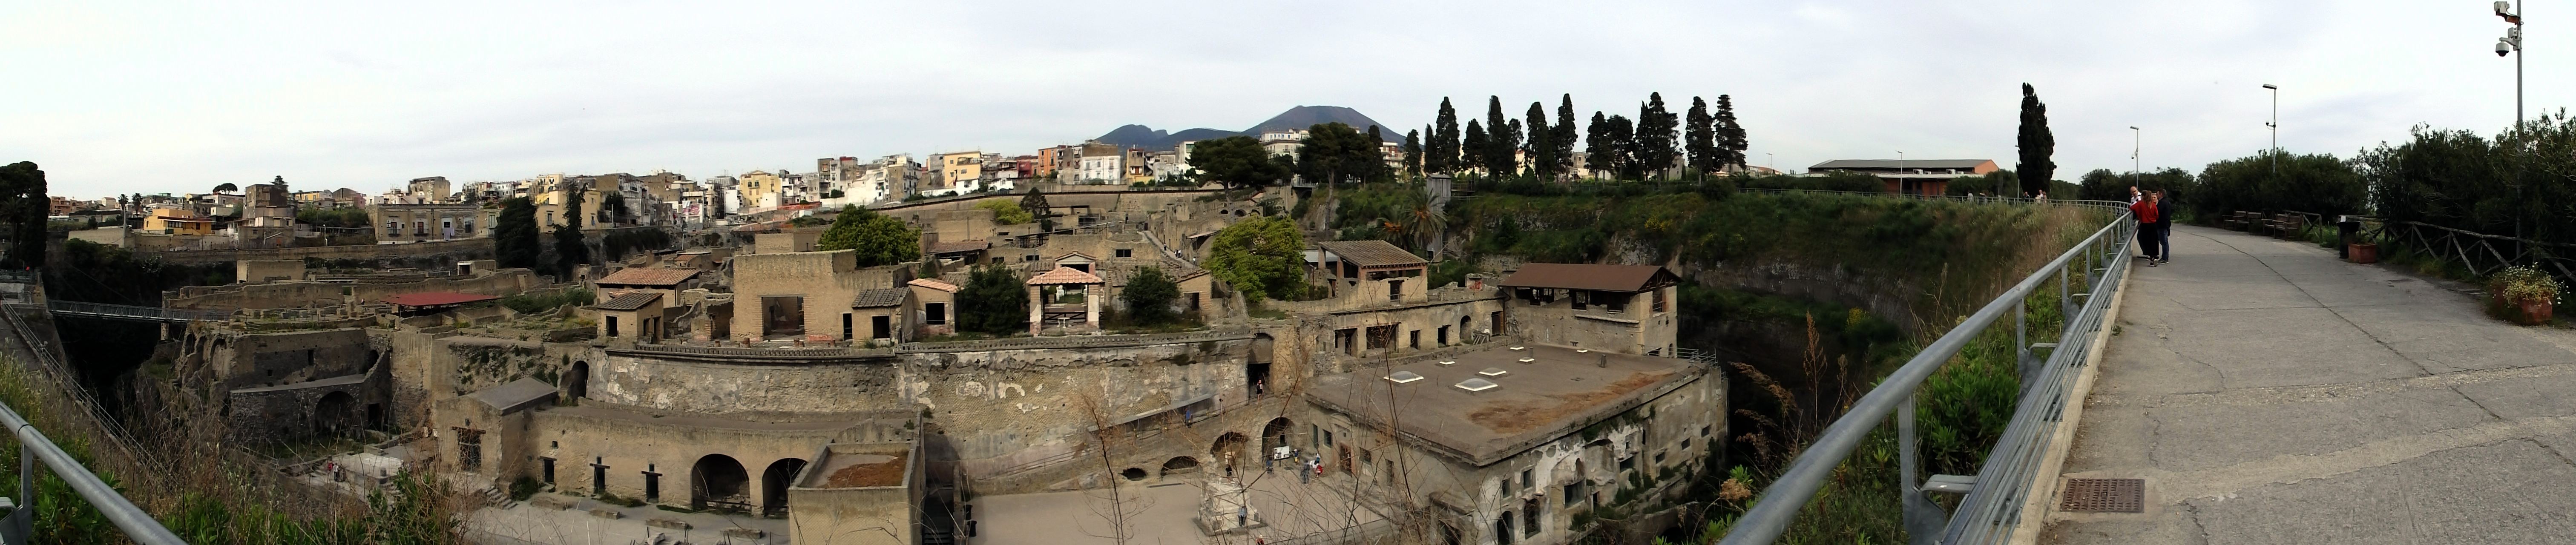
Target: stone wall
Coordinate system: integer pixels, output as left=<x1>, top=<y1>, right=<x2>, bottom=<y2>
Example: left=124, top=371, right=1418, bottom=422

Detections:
left=165, top=269, right=540, bottom=310
left=188, top=327, right=379, bottom=392
left=226, top=363, right=388, bottom=445
left=138, top=237, right=495, bottom=266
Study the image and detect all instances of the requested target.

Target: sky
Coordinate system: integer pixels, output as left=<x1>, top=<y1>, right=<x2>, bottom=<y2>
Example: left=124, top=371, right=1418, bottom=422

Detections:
left=1, top=0, right=2562, bottom=198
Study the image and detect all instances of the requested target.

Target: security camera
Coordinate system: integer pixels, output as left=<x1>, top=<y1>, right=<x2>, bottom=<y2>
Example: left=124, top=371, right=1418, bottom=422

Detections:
left=2499, top=40, right=2513, bottom=56
left=2497, top=1, right=2513, bottom=16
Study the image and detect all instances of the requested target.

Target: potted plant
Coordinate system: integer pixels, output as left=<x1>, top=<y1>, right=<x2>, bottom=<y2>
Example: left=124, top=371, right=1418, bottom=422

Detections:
left=2490, top=265, right=2562, bottom=325
left=2349, top=242, right=2378, bottom=264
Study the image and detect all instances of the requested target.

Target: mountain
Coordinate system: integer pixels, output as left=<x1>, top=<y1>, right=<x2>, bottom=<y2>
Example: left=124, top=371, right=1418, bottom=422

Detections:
left=1088, top=105, right=1402, bottom=149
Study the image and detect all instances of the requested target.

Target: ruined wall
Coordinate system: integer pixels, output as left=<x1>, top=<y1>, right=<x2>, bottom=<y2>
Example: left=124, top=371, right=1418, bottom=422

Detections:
left=515, top=404, right=901, bottom=506
left=1504, top=285, right=1682, bottom=356
left=584, top=350, right=904, bottom=416
left=191, top=327, right=377, bottom=391
left=227, top=363, right=388, bottom=445
left=138, top=237, right=495, bottom=266
left=165, top=269, right=540, bottom=310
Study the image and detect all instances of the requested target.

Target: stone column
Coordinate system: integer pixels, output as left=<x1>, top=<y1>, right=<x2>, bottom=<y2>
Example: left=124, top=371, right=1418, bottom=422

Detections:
left=1085, top=284, right=1099, bottom=329
left=1028, top=284, right=1044, bottom=336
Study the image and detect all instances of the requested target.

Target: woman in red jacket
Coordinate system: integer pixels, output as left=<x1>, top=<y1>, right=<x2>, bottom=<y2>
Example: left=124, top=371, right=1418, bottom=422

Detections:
left=2129, top=192, right=2163, bottom=266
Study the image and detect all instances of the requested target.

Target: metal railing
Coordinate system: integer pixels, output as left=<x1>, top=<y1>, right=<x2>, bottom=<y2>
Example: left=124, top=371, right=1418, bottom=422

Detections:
left=46, top=301, right=233, bottom=323
left=0, top=306, right=185, bottom=544
left=1719, top=202, right=2139, bottom=545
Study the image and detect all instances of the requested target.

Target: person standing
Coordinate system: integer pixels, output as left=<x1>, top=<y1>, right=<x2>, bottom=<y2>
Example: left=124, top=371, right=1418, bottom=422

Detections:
left=2153, top=190, right=2176, bottom=263
left=2128, top=192, right=2162, bottom=267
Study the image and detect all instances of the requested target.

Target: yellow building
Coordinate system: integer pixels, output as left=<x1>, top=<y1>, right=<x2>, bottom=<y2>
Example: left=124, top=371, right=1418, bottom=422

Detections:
left=534, top=186, right=605, bottom=228
left=936, top=152, right=983, bottom=193
left=739, top=170, right=783, bottom=209
left=144, top=208, right=215, bottom=235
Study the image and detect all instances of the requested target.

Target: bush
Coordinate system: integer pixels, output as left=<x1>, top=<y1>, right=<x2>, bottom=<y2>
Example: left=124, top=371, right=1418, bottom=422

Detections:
left=974, top=199, right=1035, bottom=224
left=816, top=205, right=922, bottom=267
left=2190, top=150, right=2363, bottom=219
left=956, top=264, right=1027, bottom=334
left=509, top=476, right=543, bottom=501
left=1118, top=266, right=1179, bottom=325
left=1203, top=216, right=1307, bottom=301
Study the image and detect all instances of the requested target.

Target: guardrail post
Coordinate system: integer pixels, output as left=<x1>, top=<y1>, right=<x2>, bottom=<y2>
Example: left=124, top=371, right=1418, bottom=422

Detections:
left=2015, top=298, right=2031, bottom=390
left=1898, top=392, right=1944, bottom=544
left=4, top=434, right=29, bottom=545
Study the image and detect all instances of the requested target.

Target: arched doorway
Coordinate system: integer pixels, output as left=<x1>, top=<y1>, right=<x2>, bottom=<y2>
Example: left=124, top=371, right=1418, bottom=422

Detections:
left=566, top=361, right=589, bottom=399
left=1211, top=432, right=1249, bottom=474
left=1160, top=456, right=1199, bottom=476
left=1247, top=334, right=1274, bottom=397
left=314, top=391, right=355, bottom=436
left=761, top=458, right=808, bottom=518
left=1261, top=418, right=1293, bottom=456
left=1459, top=316, right=1472, bottom=342
left=690, top=454, right=750, bottom=511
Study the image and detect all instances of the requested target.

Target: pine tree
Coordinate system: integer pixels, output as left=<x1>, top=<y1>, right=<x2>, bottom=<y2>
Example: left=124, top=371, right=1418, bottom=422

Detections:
left=1462, top=120, right=1487, bottom=175
left=1685, top=96, right=1717, bottom=175
left=1521, top=102, right=1554, bottom=180
left=552, top=184, right=588, bottom=278
left=1432, top=98, right=1459, bottom=175
left=1715, top=95, right=1748, bottom=171
left=1403, top=129, right=1423, bottom=180
left=1634, top=93, right=1679, bottom=179
left=2015, top=83, right=2056, bottom=195
left=1553, top=95, right=1578, bottom=177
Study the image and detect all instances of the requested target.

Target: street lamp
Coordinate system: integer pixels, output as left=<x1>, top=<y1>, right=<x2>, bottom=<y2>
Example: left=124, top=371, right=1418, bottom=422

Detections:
left=2129, top=126, right=2141, bottom=189
left=1896, top=151, right=1906, bottom=195
left=2497, top=1, right=2524, bottom=127
left=2261, top=84, right=2279, bottom=177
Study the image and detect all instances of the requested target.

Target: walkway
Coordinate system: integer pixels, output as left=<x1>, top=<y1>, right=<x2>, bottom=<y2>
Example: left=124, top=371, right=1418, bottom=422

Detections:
left=2042, top=225, right=2576, bottom=543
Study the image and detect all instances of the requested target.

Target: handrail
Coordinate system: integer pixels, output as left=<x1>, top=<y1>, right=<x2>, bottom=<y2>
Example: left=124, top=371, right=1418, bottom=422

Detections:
left=0, top=398, right=187, bottom=544
left=1719, top=201, right=2136, bottom=545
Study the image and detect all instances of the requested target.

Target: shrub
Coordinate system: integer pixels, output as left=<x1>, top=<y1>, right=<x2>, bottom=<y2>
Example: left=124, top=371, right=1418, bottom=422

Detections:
left=1118, top=266, right=1179, bottom=325
left=975, top=199, right=1034, bottom=224
left=2492, top=265, right=2562, bottom=305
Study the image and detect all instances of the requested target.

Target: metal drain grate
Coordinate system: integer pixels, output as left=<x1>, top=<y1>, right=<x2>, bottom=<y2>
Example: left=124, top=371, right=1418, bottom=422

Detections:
left=2060, top=478, right=2145, bottom=513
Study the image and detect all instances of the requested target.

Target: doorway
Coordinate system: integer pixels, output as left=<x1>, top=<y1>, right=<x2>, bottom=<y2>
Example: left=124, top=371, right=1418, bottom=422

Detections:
left=762, top=296, right=805, bottom=337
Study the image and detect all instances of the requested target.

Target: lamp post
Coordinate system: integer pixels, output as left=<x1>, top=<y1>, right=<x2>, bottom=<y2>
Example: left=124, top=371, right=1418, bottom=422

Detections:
left=1896, top=151, right=1906, bottom=195
left=2129, top=126, right=2142, bottom=189
left=2261, top=84, right=2279, bottom=178
left=2497, top=1, right=2525, bottom=127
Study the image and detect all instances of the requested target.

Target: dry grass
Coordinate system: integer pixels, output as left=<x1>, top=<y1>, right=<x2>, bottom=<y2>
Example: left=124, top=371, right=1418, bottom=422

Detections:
left=822, top=451, right=909, bottom=488
left=1466, top=371, right=1673, bottom=434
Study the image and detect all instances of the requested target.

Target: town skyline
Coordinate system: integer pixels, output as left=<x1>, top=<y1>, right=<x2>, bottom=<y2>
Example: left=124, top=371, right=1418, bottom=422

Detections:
left=5, top=0, right=2562, bottom=195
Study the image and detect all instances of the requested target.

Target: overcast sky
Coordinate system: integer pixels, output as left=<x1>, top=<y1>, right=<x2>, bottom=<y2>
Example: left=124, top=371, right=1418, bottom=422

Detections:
left=2, top=0, right=2560, bottom=198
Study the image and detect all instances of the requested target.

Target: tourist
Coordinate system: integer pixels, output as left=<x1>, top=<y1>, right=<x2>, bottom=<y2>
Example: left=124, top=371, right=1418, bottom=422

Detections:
left=2153, top=190, right=2176, bottom=264
left=2128, top=192, right=2162, bottom=267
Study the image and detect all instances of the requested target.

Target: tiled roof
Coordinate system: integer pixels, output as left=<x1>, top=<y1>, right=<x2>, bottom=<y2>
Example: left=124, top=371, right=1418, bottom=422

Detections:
left=595, top=291, right=663, bottom=311
left=595, top=267, right=698, bottom=286
left=852, top=288, right=909, bottom=307
left=1499, top=264, right=1679, bottom=293
left=926, top=240, right=991, bottom=255
left=908, top=278, right=959, bottom=293
left=1318, top=240, right=1428, bottom=268
left=1026, top=266, right=1104, bottom=285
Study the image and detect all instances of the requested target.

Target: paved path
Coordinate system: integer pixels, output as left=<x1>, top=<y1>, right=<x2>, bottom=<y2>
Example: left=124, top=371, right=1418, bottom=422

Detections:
left=2042, top=225, right=2576, bottom=543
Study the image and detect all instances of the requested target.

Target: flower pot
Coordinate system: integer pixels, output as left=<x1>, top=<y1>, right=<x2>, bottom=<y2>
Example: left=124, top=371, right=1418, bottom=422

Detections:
left=2517, top=298, right=2555, bottom=326
left=2347, top=243, right=2378, bottom=264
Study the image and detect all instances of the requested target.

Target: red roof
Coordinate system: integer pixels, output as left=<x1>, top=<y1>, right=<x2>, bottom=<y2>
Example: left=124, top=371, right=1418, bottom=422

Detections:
left=381, top=292, right=501, bottom=307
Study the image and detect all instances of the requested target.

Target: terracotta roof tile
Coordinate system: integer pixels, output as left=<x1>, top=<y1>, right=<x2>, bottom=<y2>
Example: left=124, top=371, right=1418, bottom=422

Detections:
left=1026, top=266, right=1104, bottom=285
left=595, top=291, right=663, bottom=311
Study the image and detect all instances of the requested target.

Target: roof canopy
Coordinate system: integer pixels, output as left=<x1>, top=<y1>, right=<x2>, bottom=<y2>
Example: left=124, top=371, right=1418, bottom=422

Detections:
left=1317, top=240, right=1428, bottom=268
left=1027, top=266, right=1104, bottom=285
left=852, top=288, right=909, bottom=308
left=595, top=291, right=663, bottom=311
left=1498, top=264, right=1678, bottom=293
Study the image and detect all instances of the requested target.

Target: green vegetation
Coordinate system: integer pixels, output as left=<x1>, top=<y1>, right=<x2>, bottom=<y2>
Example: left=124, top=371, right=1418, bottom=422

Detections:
left=2016, top=83, right=2056, bottom=195
left=814, top=205, right=922, bottom=267
left=552, top=188, right=588, bottom=277
left=494, top=197, right=540, bottom=271
left=1117, top=266, right=1180, bottom=325
left=294, top=207, right=371, bottom=228
left=1289, top=122, right=1388, bottom=186
left=600, top=228, right=674, bottom=261
left=1, top=161, right=49, bottom=269
left=974, top=198, right=1034, bottom=225
left=1188, top=136, right=1288, bottom=190
left=1202, top=215, right=1306, bottom=301
left=2359, top=111, right=2576, bottom=247
left=2188, top=150, right=2363, bottom=218
left=955, top=264, right=1027, bottom=335
left=501, top=288, right=593, bottom=314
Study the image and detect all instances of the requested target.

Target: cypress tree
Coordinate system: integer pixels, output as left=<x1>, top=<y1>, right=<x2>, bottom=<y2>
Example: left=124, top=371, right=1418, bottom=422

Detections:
left=1715, top=95, right=1748, bottom=171
left=1606, top=115, right=1637, bottom=180
left=1462, top=120, right=1487, bottom=176
left=552, top=184, right=588, bottom=278
left=0, top=162, right=47, bottom=269
left=1500, top=119, right=1524, bottom=176
left=1484, top=97, right=1513, bottom=176
left=1553, top=95, right=1579, bottom=176
left=2016, top=83, right=2056, bottom=195
left=1685, top=96, right=1716, bottom=175
left=1403, top=129, right=1423, bottom=180
left=1585, top=112, right=1611, bottom=179
left=1634, top=93, right=1679, bottom=179
left=1432, top=98, right=1459, bottom=174
left=1524, top=102, right=1555, bottom=180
